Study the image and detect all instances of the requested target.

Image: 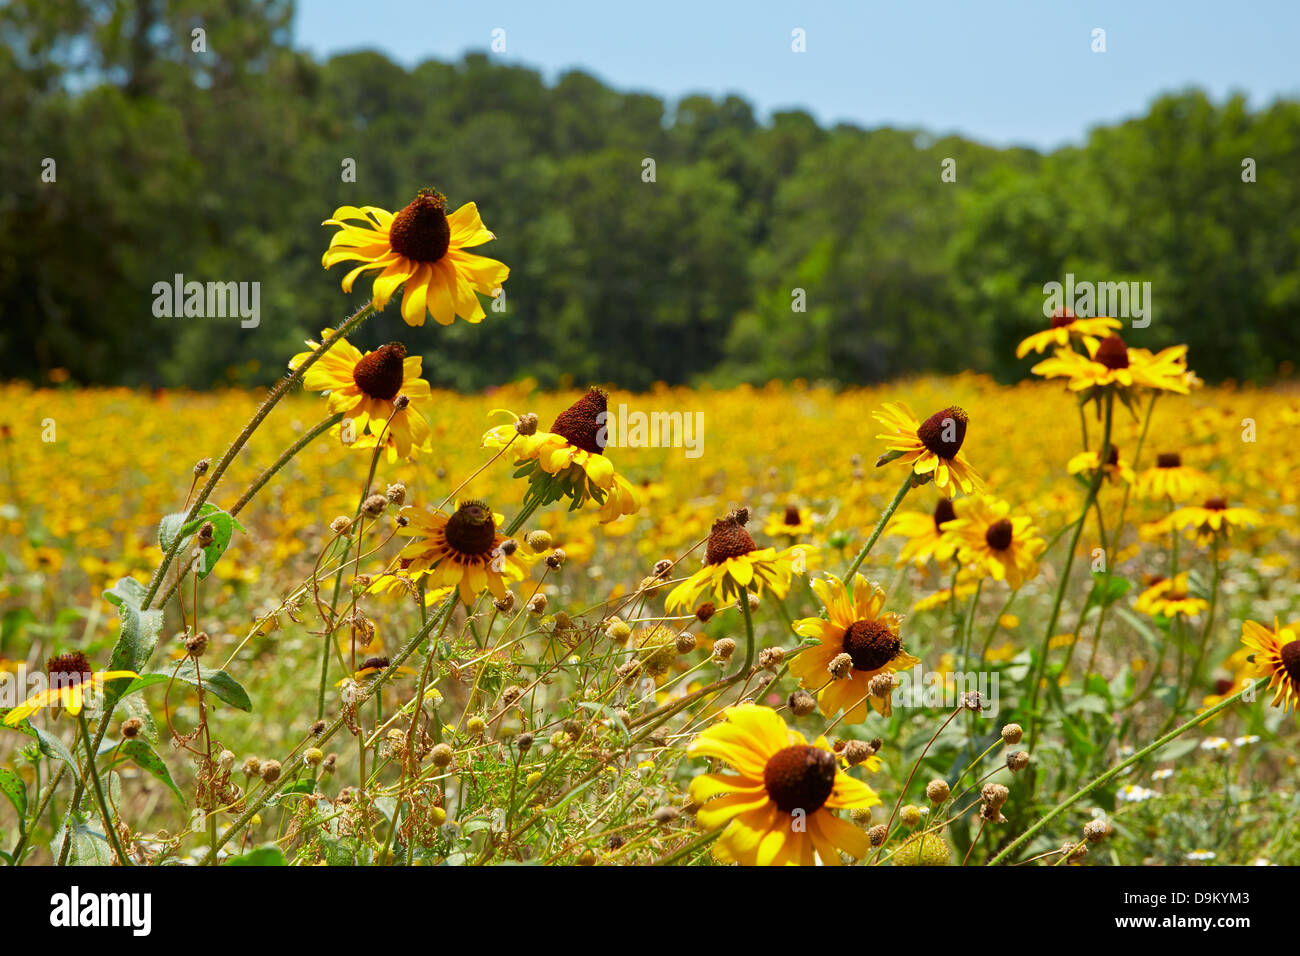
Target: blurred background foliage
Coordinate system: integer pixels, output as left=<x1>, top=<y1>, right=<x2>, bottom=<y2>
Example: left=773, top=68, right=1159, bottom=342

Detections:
left=3, top=0, right=1298, bottom=390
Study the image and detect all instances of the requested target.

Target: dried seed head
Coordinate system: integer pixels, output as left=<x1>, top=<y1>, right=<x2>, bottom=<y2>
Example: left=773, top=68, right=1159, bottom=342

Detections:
left=501, top=685, right=525, bottom=707
left=745, top=592, right=761, bottom=612
left=1006, top=750, right=1030, bottom=772
left=843, top=740, right=875, bottom=766
left=394, top=394, right=410, bottom=410
left=526, top=593, right=547, bottom=615
left=545, top=548, right=566, bottom=570
left=1083, top=819, right=1109, bottom=843
left=868, top=825, right=889, bottom=847
left=515, top=412, right=539, bottom=436
left=193, top=458, right=211, bottom=477
left=652, top=806, right=680, bottom=825
left=121, top=717, right=143, bottom=739
left=695, top=602, right=716, bottom=623
left=675, top=631, right=698, bottom=654
left=242, top=756, right=262, bottom=776
left=385, top=482, right=406, bottom=506
left=185, top=630, right=209, bottom=657
left=321, top=753, right=337, bottom=773
left=218, top=749, right=235, bottom=771
left=758, top=646, right=786, bottom=670
left=330, top=515, right=353, bottom=535
left=499, top=537, right=518, bottom=555
left=828, top=652, right=854, bottom=680
left=900, top=805, right=923, bottom=827
left=982, top=782, right=1009, bottom=808
left=260, top=760, right=282, bottom=783
left=430, top=743, right=454, bottom=768
left=516, top=732, right=534, bottom=752
left=196, top=522, right=215, bottom=547
left=310, top=720, right=327, bottom=736
left=788, top=690, right=817, bottom=716
left=493, top=591, right=515, bottom=613
left=959, top=691, right=984, bottom=711
left=926, top=779, right=950, bottom=803
left=867, top=672, right=898, bottom=698
left=712, top=638, right=737, bottom=662
left=361, top=494, right=388, bottom=518
left=1001, top=723, right=1023, bottom=745
left=652, top=558, right=674, bottom=579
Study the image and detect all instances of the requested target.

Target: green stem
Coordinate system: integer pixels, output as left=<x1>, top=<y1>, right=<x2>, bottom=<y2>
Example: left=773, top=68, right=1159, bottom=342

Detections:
left=988, top=679, right=1259, bottom=865
left=738, top=591, right=756, bottom=677
left=230, top=412, right=344, bottom=517
left=77, top=713, right=131, bottom=866
left=845, top=474, right=912, bottom=579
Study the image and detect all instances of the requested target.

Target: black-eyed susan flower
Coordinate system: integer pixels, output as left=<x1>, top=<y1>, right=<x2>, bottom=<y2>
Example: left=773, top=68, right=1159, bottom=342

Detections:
left=665, top=510, right=796, bottom=612
left=1241, top=618, right=1300, bottom=713
left=789, top=574, right=919, bottom=721
left=688, top=704, right=880, bottom=865
left=322, top=190, right=509, bottom=327
left=483, top=389, right=639, bottom=523
left=351, top=656, right=418, bottom=682
left=1015, top=310, right=1122, bottom=358
left=763, top=504, right=813, bottom=537
left=289, top=332, right=433, bottom=461
left=873, top=402, right=984, bottom=495
left=1166, top=497, right=1265, bottom=545
left=1030, top=334, right=1190, bottom=406
left=1067, top=445, right=1135, bottom=485
left=885, top=497, right=959, bottom=567
left=396, top=500, right=526, bottom=605
left=942, top=496, right=1043, bottom=589
left=1133, top=573, right=1208, bottom=619
left=2, top=652, right=136, bottom=726
left=1134, top=452, right=1212, bottom=502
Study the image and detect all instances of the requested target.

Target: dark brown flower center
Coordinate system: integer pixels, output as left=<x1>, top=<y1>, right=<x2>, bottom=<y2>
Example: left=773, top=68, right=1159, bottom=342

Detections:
left=352, top=343, right=407, bottom=401
left=705, top=515, right=757, bottom=565
left=841, top=619, right=901, bottom=672
left=443, top=501, right=496, bottom=557
left=985, top=518, right=1014, bottom=551
left=1156, top=452, right=1182, bottom=469
left=388, top=190, right=451, bottom=263
left=1049, top=308, right=1076, bottom=330
left=763, top=745, right=837, bottom=815
left=1202, top=497, right=1227, bottom=511
left=1280, top=640, right=1300, bottom=685
left=360, top=656, right=389, bottom=672
left=932, top=497, right=956, bottom=532
left=1105, top=446, right=1119, bottom=466
left=916, top=406, right=968, bottom=459
left=46, top=651, right=91, bottom=684
left=1095, top=334, right=1129, bottom=370
left=550, top=388, right=607, bottom=455
left=783, top=505, right=802, bottom=526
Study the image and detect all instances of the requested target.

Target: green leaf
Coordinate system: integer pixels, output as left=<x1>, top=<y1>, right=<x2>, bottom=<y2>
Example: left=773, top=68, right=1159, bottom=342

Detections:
left=1089, top=572, right=1133, bottom=607
left=0, top=767, right=27, bottom=819
left=118, top=660, right=252, bottom=712
left=69, top=823, right=113, bottom=866
left=112, top=740, right=186, bottom=806
left=224, top=845, right=288, bottom=866
left=159, top=503, right=246, bottom=581
left=2, top=714, right=83, bottom=782
left=102, top=578, right=165, bottom=709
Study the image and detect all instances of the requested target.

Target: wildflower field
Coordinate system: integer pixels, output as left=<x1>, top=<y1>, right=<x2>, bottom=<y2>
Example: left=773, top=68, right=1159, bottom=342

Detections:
left=3, top=309, right=1298, bottom=865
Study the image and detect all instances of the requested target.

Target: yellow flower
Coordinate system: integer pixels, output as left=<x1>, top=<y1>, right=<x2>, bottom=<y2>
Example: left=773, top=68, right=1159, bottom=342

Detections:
left=1030, top=333, right=1190, bottom=402
left=1166, top=497, right=1264, bottom=545
left=1016, top=311, right=1122, bottom=358
left=789, top=574, right=920, bottom=721
left=873, top=402, right=984, bottom=495
left=2, top=652, right=136, bottom=726
left=322, top=190, right=509, bottom=327
left=942, top=496, right=1044, bottom=589
left=483, top=390, right=639, bottom=524
left=396, top=500, right=526, bottom=605
left=885, top=497, right=959, bottom=567
left=1134, top=452, right=1212, bottom=502
left=763, top=504, right=814, bottom=537
left=1134, top=573, right=1208, bottom=619
left=665, top=511, right=796, bottom=612
left=289, top=332, right=432, bottom=461
left=1066, top=447, right=1134, bottom=485
left=1240, top=619, right=1300, bottom=713
left=688, top=704, right=880, bottom=865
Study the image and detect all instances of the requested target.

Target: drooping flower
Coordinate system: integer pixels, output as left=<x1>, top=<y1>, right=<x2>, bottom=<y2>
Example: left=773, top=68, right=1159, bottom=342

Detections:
left=885, top=497, right=959, bottom=567
left=1015, top=310, right=1122, bottom=358
left=289, top=331, right=433, bottom=461
left=873, top=402, right=984, bottom=495
left=1165, top=497, right=1265, bottom=545
left=1066, top=445, right=1135, bottom=486
left=1030, top=333, right=1190, bottom=406
left=789, top=574, right=919, bottom=721
left=665, top=510, right=797, bottom=612
left=1133, top=573, right=1208, bottom=619
left=1240, top=618, right=1300, bottom=714
left=396, top=500, right=526, bottom=605
left=1134, top=452, right=1212, bottom=502
left=687, top=704, right=880, bottom=865
left=482, top=389, right=639, bottom=523
left=322, top=190, right=509, bottom=327
left=2, top=652, right=137, bottom=726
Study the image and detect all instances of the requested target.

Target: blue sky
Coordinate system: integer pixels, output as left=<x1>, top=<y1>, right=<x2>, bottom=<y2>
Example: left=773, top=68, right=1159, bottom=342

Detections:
left=294, top=0, right=1299, bottom=150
